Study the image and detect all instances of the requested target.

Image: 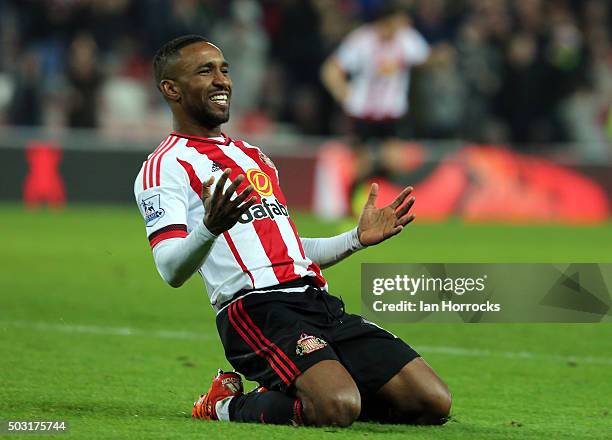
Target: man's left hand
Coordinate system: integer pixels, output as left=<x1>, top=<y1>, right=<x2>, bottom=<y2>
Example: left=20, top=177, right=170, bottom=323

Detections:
left=357, top=183, right=416, bottom=247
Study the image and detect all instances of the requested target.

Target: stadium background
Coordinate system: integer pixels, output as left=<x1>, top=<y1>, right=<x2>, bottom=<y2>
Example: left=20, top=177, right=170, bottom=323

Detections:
left=1, top=0, right=610, bottom=439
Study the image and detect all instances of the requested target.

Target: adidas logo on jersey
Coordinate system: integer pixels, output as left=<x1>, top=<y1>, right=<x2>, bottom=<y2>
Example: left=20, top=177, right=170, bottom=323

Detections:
left=238, top=198, right=289, bottom=224
left=211, top=161, right=223, bottom=172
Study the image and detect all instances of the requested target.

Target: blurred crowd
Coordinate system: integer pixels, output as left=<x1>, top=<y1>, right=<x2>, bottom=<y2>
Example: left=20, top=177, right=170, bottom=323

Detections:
left=0, top=0, right=610, bottom=156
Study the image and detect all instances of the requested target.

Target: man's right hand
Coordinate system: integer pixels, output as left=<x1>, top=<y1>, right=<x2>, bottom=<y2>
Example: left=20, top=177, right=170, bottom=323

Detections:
left=202, top=168, right=256, bottom=236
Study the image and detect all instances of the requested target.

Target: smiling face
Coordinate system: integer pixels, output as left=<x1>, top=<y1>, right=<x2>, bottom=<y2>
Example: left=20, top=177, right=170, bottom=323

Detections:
left=160, top=41, right=232, bottom=129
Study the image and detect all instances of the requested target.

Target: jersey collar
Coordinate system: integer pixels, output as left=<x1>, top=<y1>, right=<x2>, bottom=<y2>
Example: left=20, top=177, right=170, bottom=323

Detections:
left=171, top=131, right=230, bottom=145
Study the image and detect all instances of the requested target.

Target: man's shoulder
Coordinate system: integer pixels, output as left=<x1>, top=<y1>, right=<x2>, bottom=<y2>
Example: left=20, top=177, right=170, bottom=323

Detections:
left=232, top=138, right=261, bottom=151
left=233, top=138, right=276, bottom=164
left=135, top=134, right=190, bottom=193
left=336, top=26, right=376, bottom=66
left=398, top=26, right=428, bottom=46
left=352, top=24, right=376, bottom=39
left=143, top=133, right=188, bottom=163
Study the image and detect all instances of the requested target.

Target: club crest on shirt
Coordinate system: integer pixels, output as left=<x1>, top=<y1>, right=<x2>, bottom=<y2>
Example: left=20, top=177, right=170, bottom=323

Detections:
left=141, top=194, right=165, bottom=226
left=259, top=151, right=276, bottom=169
left=296, top=333, right=327, bottom=356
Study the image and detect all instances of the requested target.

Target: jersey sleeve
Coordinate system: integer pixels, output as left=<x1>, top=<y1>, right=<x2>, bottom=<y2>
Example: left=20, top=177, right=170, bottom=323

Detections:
left=335, top=30, right=363, bottom=74
left=401, top=28, right=430, bottom=65
left=300, top=227, right=364, bottom=269
left=134, top=156, right=190, bottom=249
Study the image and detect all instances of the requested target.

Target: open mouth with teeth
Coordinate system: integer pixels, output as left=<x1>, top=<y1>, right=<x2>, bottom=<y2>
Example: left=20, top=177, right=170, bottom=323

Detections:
left=209, top=93, right=229, bottom=107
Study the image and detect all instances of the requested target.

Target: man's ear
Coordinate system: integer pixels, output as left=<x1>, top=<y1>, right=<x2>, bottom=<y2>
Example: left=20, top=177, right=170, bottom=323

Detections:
left=160, top=79, right=181, bottom=102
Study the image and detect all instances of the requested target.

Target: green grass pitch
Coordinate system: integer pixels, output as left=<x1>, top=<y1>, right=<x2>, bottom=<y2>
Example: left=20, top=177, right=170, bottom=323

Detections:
left=1, top=204, right=611, bottom=439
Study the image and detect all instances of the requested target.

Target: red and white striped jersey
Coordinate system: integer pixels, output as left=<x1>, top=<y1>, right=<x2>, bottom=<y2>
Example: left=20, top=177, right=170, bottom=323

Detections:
left=134, top=132, right=326, bottom=308
left=335, top=25, right=429, bottom=120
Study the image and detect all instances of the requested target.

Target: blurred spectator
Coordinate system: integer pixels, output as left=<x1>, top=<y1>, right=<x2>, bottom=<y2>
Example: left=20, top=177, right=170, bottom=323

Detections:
left=81, top=0, right=135, bottom=53
left=8, top=50, right=44, bottom=126
left=0, top=0, right=608, bottom=157
left=166, top=0, right=215, bottom=42
left=273, top=0, right=324, bottom=86
left=100, top=36, right=152, bottom=136
left=65, top=33, right=103, bottom=128
left=212, top=0, right=269, bottom=118
left=515, top=0, right=544, bottom=34
left=561, top=0, right=612, bottom=159
left=495, top=32, right=550, bottom=145
left=411, top=43, right=466, bottom=139
left=454, top=17, right=502, bottom=141
left=320, top=4, right=430, bottom=208
left=271, top=0, right=330, bottom=133
left=412, top=0, right=455, bottom=44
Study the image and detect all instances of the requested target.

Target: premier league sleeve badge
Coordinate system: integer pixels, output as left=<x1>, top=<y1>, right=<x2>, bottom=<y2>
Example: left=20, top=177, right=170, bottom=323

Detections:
left=141, top=194, right=166, bottom=227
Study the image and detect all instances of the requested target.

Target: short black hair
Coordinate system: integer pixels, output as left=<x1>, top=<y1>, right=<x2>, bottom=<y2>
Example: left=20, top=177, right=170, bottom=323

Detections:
left=153, top=35, right=209, bottom=87
left=372, top=3, right=404, bottom=22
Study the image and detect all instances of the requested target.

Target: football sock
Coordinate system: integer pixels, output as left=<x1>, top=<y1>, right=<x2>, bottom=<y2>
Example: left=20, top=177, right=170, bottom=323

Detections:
left=228, top=390, right=304, bottom=425
left=215, top=396, right=234, bottom=421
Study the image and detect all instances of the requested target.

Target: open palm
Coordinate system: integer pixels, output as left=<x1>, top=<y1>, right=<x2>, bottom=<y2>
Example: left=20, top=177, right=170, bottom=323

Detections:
left=357, top=183, right=416, bottom=247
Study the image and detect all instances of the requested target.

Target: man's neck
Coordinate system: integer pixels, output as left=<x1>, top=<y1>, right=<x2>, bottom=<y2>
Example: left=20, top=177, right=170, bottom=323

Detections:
left=173, top=117, right=222, bottom=138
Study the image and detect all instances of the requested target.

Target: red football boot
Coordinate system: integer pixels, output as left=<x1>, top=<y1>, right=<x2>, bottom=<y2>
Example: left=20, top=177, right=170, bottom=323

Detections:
left=192, top=369, right=244, bottom=420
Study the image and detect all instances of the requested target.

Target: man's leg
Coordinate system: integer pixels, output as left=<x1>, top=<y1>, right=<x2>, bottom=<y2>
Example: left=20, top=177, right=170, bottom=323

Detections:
left=217, top=360, right=361, bottom=426
left=371, top=357, right=451, bottom=425
left=227, top=389, right=303, bottom=424
left=324, top=311, right=452, bottom=425
left=193, top=370, right=306, bottom=424
left=211, top=292, right=362, bottom=426
left=294, top=360, right=361, bottom=427
left=223, top=356, right=449, bottom=427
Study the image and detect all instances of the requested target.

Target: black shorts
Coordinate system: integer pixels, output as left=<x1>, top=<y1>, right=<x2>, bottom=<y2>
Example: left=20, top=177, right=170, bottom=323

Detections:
left=351, top=117, right=400, bottom=144
left=216, top=280, right=419, bottom=398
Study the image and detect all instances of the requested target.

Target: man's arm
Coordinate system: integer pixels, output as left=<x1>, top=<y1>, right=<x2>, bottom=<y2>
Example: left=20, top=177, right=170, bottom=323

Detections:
left=152, top=222, right=217, bottom=287
left=401, top=27, right=431, bottom=66
left=301, top=184, right=416, bottom=269
left=320, top=57, right=349, bottom=107
left=301, top=227, right=364, bottom=270
left=151, top=169, right=255, bottom=288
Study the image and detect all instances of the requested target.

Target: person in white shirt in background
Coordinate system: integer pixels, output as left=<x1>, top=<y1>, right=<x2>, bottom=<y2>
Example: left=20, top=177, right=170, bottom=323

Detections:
left=321, top=3, right=430, bottom=214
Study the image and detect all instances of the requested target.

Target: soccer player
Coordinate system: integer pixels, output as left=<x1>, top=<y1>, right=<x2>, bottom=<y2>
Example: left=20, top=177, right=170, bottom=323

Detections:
left=320, top=5, right=430, bottom=213
left=134, top=35, right=451, bottom=427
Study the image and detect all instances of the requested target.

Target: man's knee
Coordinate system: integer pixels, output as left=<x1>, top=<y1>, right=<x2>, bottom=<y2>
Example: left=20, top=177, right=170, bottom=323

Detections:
left=378, top=358, right=452, bottom=425
left=303, top=390, right=361, bottom=427
left=295, top=359, right=361, bottom=427
left=324, top=391, right=361, bottom=427
left=418, top=384, right=452, bottom=425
